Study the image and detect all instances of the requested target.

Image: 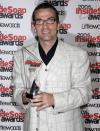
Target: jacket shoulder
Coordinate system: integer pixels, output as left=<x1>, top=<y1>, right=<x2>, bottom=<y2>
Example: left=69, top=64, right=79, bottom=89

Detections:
left=60, top=40, right=87, bottom=55
left=14, top=42, right=37, bottom=56
left=59, top=40, right=88, bottom=62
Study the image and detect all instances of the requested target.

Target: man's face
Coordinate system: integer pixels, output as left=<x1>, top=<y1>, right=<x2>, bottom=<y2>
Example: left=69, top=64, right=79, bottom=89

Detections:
left=32, top=8, right=59, bottom=43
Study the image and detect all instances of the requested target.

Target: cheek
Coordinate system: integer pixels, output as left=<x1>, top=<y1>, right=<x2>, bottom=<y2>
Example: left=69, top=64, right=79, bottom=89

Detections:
left=51, top=25, right=59, bottom=31
left=35, top=29, right=41, bottom=34
left=51, top=28, right=58, bottom=34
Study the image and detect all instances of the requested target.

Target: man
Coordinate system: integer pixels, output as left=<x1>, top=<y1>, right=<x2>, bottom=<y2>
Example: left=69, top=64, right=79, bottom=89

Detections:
left=13, top=2, right=92, bottom=131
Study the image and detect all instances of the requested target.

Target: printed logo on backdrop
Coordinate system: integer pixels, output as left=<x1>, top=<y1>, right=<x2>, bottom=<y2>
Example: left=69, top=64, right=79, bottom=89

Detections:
left=87, top=42, right=100, bottom=48
left=76, top=3, right=100, bottom=20
left=75, top=33, right=100, bottom=43
left=0, top=31, right=27, bottom=46
left=0, top=83, right=14, bottom=97
left=43, top=0, right=69, bottom=17
left=44, top=0, right=69, bottom=6
left=0, top=4, right=26, bottom=19
left=0, top=58, right=13, bottom=72
left=91, top=77, right=100, bottom=83
left=88, top=52, right=100, bottom=57
left=0, top=100, right=18, bottom=106
left=0, top=109, right=25, bottom=122
left=81, top=24, right=100, bottom=30
left=59, top=23, right=71, bottom=34
left=92, top=88, right=100, bottom=99
left=30, top=0, right=69, bottom=6
left=87, top=103, right=100, bottom=108
left=75, top=33, right=100, bottom=49
left=90, top=62, right=100, bottom=74
left=0, top=125, right=21, bottom=130
left=0, top=49, right=15, bottom=55
left=0, top=75, right=13, bottom=81
left=0, top=22, right=20, bottom=28
left=81, top=110, right=100, bottom=124
left=85, top=128, right=100, bottom=131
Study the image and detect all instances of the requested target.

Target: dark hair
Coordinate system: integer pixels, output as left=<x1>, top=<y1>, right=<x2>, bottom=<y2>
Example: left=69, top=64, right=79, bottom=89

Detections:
left=32, top=2, right=59, bottom=23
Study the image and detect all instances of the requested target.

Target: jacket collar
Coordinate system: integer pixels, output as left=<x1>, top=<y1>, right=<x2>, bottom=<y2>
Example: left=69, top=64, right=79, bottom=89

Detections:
left=24, top=39, right=65, bottom=67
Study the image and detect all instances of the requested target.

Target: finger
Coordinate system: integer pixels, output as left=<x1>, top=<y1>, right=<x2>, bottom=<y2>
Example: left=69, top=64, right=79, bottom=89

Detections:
left=31, top=94, right=43, bottom=103
left=33, top=93, right=43, bottom=99
left=36, top=104, right=48, bottom=111
left=31, top=98, right=42, bottom=103
left=32, top=101, right=44, bottom=107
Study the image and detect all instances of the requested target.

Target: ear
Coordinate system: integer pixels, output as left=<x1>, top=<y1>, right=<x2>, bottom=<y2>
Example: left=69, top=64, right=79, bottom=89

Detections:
left=31, top=23, right=36, bottom=33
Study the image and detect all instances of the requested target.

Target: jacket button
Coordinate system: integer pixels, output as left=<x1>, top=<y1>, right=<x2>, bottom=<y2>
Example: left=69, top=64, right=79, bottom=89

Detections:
left=45, top=69, right=48, bottom=71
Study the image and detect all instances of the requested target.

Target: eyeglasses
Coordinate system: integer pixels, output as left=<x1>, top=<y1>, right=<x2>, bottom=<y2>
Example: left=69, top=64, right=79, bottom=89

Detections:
left=34, top=17, right=56, bottom=25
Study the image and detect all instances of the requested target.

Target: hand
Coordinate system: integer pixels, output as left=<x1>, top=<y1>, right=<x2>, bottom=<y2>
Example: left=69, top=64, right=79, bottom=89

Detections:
left=31, top=92, right=54, bottom=111
left=22, top=91, right=30, bottom=105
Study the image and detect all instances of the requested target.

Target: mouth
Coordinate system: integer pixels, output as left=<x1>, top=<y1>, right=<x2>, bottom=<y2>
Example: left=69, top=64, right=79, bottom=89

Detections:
left=42, top=30, right=50, bottom=34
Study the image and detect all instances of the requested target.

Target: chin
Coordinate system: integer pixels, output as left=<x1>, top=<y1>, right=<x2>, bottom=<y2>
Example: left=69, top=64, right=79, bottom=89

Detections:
left=41, top=37, right=51, bottom=41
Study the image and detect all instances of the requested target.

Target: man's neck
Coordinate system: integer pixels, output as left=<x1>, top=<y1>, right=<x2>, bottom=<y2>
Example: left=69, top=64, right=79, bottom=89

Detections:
left=39, top=38, right=57, bottom=54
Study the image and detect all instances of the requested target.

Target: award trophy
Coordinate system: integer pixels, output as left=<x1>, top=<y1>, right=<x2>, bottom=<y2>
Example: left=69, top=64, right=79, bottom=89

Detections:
left=22, top=46, right=42, bottom=99
left=26, top=80, right=39, bottom=99
left=21, top=46, right=42, bottom=131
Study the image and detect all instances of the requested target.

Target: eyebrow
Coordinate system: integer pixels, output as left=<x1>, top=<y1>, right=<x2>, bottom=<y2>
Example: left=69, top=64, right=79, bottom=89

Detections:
left=35, top=17, right=56, bottom=20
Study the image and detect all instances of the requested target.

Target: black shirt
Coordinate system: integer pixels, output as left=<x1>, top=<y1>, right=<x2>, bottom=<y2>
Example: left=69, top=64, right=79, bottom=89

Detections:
left=38, top=38, right=58, bottom=65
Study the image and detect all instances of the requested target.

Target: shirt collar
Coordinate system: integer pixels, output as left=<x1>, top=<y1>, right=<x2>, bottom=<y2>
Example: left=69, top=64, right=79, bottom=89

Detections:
left=38, top=38, right=58, bottom=65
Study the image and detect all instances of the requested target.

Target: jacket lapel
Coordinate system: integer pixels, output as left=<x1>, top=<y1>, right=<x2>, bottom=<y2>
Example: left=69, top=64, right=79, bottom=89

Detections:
left=47, top=40, right=65, bottom=68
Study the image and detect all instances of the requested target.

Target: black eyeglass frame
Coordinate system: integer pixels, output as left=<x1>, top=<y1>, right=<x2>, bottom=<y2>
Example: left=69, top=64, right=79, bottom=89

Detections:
left=33, top=17, right=57, bottom=25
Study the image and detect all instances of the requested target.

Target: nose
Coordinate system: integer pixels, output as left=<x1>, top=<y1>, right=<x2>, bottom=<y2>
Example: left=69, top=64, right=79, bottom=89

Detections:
left=42, top=21, right=48, bottom=28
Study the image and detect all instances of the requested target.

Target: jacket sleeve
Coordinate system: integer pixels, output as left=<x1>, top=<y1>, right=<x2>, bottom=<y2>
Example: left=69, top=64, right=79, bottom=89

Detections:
left=53, top=51, right=92, bottom=114
left=13, top=51, right=31, bottom=110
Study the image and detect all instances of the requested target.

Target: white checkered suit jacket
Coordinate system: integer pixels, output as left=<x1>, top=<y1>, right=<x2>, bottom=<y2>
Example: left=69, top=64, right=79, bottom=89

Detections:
left=13, top=39, right=92, bottom=131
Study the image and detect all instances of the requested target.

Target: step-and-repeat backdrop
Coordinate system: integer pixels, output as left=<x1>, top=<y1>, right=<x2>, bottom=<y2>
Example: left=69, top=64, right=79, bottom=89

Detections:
left=0, top=0, right=100, bottom=131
